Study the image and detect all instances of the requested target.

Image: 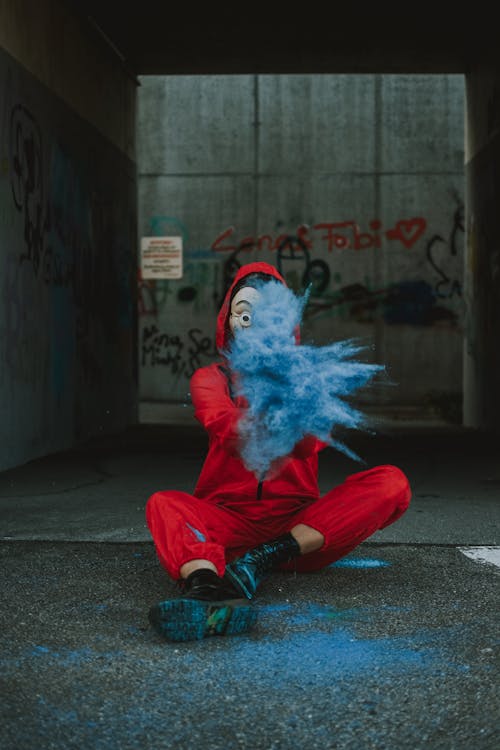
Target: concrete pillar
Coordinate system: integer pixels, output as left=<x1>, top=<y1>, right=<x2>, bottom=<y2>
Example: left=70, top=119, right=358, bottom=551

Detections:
left=464, top=64, right=500, bottom=429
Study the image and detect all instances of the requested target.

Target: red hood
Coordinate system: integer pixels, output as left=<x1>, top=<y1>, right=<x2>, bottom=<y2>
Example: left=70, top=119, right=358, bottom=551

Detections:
left=216, top=262, right=289, bottom=353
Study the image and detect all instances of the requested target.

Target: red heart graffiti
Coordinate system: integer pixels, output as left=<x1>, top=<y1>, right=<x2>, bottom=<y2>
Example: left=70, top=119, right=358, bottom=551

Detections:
left=386, top=218, right=427, bottom=248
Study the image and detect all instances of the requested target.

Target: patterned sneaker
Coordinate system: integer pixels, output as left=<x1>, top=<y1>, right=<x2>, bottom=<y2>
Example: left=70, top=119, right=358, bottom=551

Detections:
left=148, top=598, right=257, bottom=642
left=148, top=569, right=257, bottom=642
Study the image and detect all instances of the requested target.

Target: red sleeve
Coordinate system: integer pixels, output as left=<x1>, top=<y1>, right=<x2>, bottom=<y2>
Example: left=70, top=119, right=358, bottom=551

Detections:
left=190, top=365, right=246, bottom=453
left=191, top=364, right=327, bottom=460
left=291, top=434, right=328, bottom=459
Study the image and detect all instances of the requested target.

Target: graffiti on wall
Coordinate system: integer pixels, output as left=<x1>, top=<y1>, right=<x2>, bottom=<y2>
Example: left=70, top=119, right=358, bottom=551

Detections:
left=5, top=98, right=135, bottom=400
left=139, top=202, right=464, bottom=381
left=140, top=209, right=464, bottom=319
left=309, top=201, right=464, bottom=327
left=138, top=250, right=220, bottom=381
left=138, top=234, right=221, bottom=318
left=425, top=201, right=464, bottom=299
left=141, top=325, right=217, bottom=378
left=211, top=217, right=427, bottom=254
left=214, top=205, right=464, bottom=325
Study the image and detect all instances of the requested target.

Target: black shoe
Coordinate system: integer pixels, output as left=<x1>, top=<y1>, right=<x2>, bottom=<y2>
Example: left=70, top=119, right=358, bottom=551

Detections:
left=224, top=533, right=301, bottom=600
left=179, top=569, right=242, bottom=601
left=148, top=569, right=257, bottom=642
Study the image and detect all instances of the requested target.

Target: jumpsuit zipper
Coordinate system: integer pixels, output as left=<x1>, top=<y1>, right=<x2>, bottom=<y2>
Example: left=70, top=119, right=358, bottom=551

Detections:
left=257, top=480, right=263, bottom=500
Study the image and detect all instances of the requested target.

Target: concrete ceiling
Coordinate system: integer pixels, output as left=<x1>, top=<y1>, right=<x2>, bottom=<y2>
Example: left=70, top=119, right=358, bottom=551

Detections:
left=66, top=3, right=498, bottom=76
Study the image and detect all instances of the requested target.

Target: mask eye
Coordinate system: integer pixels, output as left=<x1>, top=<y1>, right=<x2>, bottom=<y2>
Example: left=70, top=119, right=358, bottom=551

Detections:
left=240, top=312, right=252, bottom=327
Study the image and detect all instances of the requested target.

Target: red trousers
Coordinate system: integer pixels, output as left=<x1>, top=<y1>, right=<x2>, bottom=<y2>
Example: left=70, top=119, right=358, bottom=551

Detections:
left=146, top=464, right=411, bottom=580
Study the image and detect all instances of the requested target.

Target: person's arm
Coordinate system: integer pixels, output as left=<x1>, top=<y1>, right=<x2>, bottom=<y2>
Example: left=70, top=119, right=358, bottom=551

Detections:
left=291, top=434, right=328, bottom=459
left=191, top=365, right=327, bottom=461
left=190, top=366, right=246, bottom=453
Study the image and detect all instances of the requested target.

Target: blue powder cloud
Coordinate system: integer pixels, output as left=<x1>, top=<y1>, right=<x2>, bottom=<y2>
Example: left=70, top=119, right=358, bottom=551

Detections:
left=226, top=280, right=385, bottom=478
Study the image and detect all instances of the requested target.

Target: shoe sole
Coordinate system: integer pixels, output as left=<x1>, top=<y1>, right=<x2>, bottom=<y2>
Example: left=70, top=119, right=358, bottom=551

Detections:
left=148, top=598, right=257, bottom=642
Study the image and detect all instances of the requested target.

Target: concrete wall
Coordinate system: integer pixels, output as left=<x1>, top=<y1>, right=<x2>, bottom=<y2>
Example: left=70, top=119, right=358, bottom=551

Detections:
left=138, top=74, right=464, bottom=417
left=463, top=64, right=500, bottom=429
left=0, top=0, right=138, bottom=471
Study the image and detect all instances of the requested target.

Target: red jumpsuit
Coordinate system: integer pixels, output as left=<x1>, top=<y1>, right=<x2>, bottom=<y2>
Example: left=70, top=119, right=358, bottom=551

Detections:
left=146, top=262, right=411, bottom=580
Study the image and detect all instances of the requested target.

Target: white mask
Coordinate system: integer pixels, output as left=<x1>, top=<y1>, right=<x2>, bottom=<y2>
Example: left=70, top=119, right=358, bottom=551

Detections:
left=229, top=286, right=261, bottom=333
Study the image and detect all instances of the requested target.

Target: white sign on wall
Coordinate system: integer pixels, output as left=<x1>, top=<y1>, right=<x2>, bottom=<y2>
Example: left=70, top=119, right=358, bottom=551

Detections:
left=141, top=236, right=183, bottom=279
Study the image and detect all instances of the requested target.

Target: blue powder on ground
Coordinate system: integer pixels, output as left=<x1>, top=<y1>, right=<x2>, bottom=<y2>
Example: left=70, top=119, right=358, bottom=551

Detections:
left=223, top=628, right=431, bottom=683
left=29, top=645, right=121, bottom=666
left=331, top=558, right=391, bottom=569
left=10, top=616, right=473, bottom=747
left=31, top=645, right=50, bottom=655
left=259, top=602, right=344, bottom=626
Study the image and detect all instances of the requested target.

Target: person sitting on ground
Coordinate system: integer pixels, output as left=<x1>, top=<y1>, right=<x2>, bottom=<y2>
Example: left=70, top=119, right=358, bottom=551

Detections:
left=146, top=261, right=412, bottom=642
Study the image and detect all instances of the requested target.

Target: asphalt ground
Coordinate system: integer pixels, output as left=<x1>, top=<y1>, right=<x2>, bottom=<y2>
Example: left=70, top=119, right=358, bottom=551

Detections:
left=0, top=422, right=499, bottom=749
